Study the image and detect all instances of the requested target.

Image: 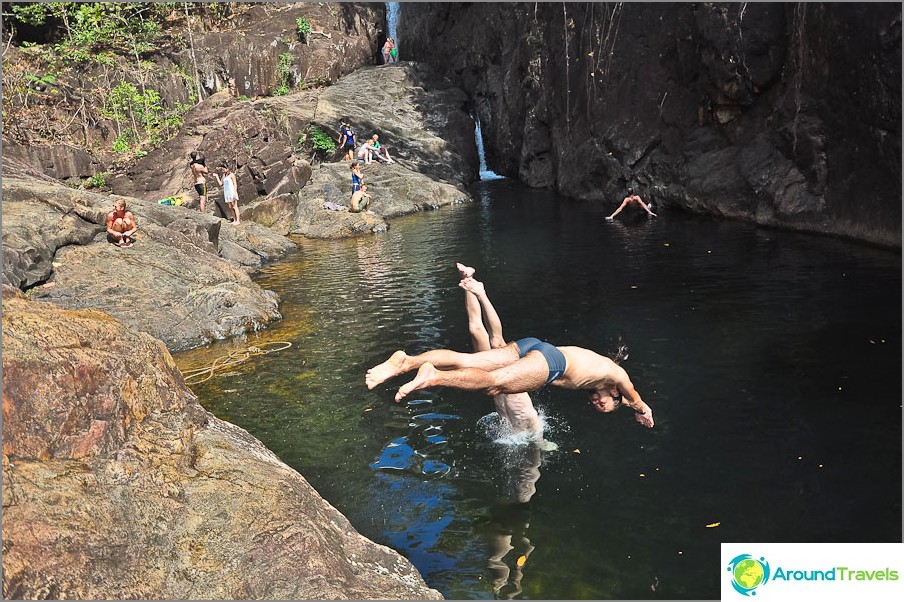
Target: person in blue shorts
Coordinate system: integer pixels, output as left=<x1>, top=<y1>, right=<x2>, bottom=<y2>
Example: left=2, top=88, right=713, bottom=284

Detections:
left=366, top=291, right=655, bottom=428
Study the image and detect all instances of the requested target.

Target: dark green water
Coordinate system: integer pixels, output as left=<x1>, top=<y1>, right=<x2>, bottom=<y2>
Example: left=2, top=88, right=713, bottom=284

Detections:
left=175, top=179, right=902, bottom=599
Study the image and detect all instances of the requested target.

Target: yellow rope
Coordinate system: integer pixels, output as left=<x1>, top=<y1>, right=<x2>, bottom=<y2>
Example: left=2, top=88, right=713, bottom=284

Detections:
left=182, top=341, right=292, bottom=385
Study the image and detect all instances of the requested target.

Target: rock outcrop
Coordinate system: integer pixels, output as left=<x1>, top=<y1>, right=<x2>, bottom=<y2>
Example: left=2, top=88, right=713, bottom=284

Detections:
left=401, top=3, right=902, bottom=247
left=110, top=63, right=477, bottom=240
left=1, top=3, right=386, bottom=181
left=1, top=287, right=442, bottom=600
left=1, top=166, right=293, bottom=352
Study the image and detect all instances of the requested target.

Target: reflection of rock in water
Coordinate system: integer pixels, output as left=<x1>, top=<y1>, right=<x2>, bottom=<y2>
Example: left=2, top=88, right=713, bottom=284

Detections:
left=370, top=397, right=455, bottom=479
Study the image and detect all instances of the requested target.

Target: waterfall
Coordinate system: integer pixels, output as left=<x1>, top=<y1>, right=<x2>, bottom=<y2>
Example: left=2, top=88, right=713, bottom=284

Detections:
left=386, top=2, right=400, bottom=45
left=474, top=116, right=504, bottom=180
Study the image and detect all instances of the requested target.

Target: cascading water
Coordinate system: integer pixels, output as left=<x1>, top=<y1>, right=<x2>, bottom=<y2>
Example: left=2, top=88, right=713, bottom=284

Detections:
left=386, top=2, right=400, bottom=46
left=474, top=116, right=504, bottom=180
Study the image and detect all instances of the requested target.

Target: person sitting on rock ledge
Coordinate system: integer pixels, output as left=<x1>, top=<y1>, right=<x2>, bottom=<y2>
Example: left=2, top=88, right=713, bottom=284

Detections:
left=106, top=199, right=138, bottom=248
left=356, top=139, right=376, bottom=164
left=369, top=134, right=394, bottom=164
left=350, top=183, right=374, bottom=214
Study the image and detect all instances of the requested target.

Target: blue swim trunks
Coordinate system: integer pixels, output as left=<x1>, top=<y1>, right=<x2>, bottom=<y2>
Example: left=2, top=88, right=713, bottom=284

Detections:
left=515, top=337, right=567, bottom=384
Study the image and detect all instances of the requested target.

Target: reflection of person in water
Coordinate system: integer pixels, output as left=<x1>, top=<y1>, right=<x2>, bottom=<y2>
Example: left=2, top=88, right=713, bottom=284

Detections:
left=485, top=442, right=542, bottom=599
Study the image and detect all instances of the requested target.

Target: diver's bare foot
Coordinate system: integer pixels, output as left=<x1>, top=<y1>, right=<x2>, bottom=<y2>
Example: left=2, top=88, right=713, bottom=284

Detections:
left=456, top=262, right=475, bottom=279
left=458, top=276, right=485, bottom=296
left=366, top=350, right=409, bottom=389
left=395, top=362, right=439, bottom=402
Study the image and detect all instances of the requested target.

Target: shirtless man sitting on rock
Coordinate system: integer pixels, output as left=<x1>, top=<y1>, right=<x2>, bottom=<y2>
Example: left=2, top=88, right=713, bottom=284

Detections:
left=106, top=199, right=138, bottom=248
left=350, top=183, right=374, bottom=214
left=365, top=270, right=655, bottom=428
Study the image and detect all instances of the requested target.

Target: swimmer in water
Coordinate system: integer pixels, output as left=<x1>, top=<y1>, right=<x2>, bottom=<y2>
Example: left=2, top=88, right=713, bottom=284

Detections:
left=365, top=289, right=654, bottom=428
left=455, top=263, right=546, bottom=442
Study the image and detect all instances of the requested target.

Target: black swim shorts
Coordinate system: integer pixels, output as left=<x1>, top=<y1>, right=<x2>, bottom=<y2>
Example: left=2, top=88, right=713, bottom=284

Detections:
left=515, top=337, right=567, bottom=384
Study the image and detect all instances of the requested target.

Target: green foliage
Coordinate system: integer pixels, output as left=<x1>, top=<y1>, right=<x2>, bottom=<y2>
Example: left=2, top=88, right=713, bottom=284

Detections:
left=84, top=172, right=108, bottom=189
left=112, top=129, right=135, bottom=154
left=101, top=81, right=190, bottom=153
left=9, top=3, right=165, bottom=61
left=296, top=16, right=312, bottom=40
left=275, top=51, right=294, bottom=95
left=309, top=125, right=335, bottom=154
left=24, top=73, right=58, bottom=93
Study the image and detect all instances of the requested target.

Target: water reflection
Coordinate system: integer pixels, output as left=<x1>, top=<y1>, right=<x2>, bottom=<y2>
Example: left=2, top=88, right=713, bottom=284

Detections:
left=176, top=181, right=901, bottom=600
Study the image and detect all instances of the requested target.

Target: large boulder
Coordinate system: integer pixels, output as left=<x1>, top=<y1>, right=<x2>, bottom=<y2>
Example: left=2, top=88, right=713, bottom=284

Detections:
left=1, top=288, right=442, bottom=600
left=2, top=171, right=293, bottom=352
left=314, top=63, right=480, bottom=187
left=292, top=160, right=469, bottom=239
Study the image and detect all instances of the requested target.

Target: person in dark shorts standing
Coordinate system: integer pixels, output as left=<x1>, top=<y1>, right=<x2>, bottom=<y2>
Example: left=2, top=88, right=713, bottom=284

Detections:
left=189, top=151, right=208, bottom=213
left=338, top=122, right=357, bottom=161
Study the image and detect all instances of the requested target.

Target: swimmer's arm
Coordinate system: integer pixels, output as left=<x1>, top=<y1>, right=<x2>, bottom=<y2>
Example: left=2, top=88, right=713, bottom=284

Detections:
left=616, top=374, right=654, bottom=428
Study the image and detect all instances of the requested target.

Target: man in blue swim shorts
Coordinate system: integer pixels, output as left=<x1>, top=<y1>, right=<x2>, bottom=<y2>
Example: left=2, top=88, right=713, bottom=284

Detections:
left=366, top=303, right=655, bottom=429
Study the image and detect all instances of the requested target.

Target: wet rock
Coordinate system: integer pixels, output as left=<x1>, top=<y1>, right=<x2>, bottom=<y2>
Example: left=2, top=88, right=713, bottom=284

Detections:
left=402, top=3, right=901, bottom=247
left=1, top=291, right=443, bottom=600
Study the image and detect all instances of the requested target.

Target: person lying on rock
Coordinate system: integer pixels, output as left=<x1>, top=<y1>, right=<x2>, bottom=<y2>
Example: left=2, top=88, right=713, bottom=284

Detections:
left=106, top=199, right=138, bottom=248
left=369, top=134, right=394, bottom=164
left=605, top=187, right=657, bottom=220
left=365, top=311, right=655, bottom=429
left=349, top=183, right=374, bottom=214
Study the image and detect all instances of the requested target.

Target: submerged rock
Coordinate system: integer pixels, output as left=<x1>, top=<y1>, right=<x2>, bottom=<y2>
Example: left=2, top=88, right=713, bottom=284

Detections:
left=1, top=288, right=443, bottom=600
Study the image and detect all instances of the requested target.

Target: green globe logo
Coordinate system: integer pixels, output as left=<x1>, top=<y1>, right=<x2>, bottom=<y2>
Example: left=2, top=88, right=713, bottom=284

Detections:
left=727, top=554, right=771, bottom=596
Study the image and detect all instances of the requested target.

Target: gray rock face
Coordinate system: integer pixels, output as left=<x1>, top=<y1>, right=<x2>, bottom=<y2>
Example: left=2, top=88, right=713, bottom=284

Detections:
left=1, top=288, right=443, bottom=600
left=401, top=3, right=901, bottom=247
left=314, top=63, right=480, bottom=187
left=1, top=172, right=292, bottom=352
left=110, top=63, right=477, bottom=240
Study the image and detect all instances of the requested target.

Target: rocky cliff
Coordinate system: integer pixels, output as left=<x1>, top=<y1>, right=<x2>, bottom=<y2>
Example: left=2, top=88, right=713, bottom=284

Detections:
left=401, top=3, right=902, bottom=247
left=1, top=286, right=442, bottom=600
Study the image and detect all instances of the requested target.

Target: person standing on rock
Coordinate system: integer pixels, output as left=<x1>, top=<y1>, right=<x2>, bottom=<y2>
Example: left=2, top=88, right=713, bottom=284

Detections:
left=605, top=187, right=657, bottom=221
left=214, top=162, right=241, bottom=224
left=382, top=38, right=393, bottom=65
left=339, top=122, right=357, bottom=161
left=351, top=161, right=364, bottom=193
left=389, top=38, right=399, bottom=63
left=106, top=199, right=138, bottom=248
left=188, top=151, right=209, bottom=213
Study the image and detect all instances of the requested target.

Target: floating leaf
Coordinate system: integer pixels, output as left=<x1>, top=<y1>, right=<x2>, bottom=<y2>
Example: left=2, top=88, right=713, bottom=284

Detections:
left=573, top=449, right=581, bottom=454
left=517, top=555, right=527, bottom=567
left=706, top=522, right=721, bottom=528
